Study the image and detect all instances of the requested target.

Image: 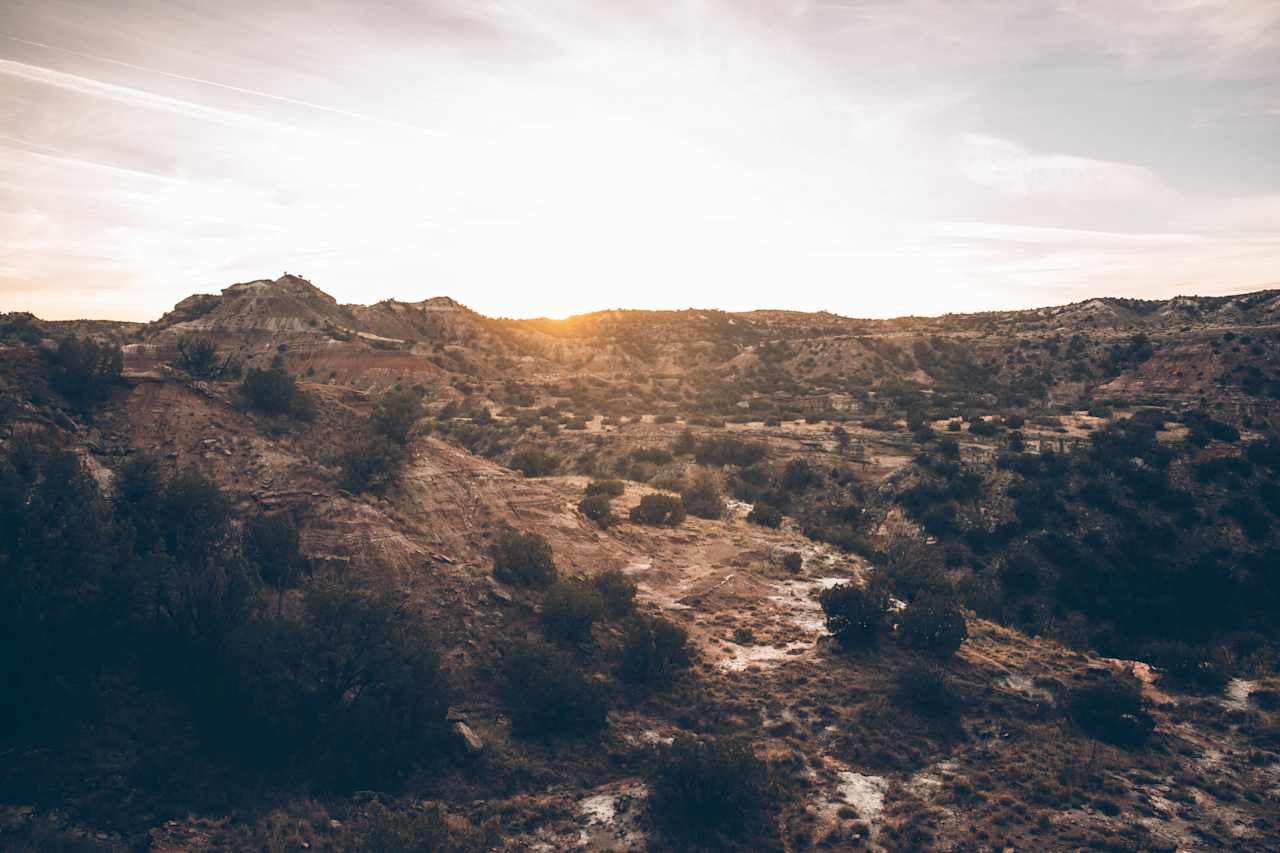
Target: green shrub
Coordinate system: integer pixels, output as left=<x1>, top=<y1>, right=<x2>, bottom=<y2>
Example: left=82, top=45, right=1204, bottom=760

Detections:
left=681, top=471, right=725, bottom=519
left=577, top=493, right=616, bottom=528
left=618, top=614, right=690, bottom=683
left=591, top=569, right=637, bottom=617
left=819, top=582, right=890, bottom=647
left=176, top=336, right=234, bottom=378
left=585, top=479, right=626, bottom=498
left=241, top=367, right=312, bottom=418
left=898, top=594, right=968, bottom=657
left=500, top=642, right=608, bottom=736
left=746, top=503, right=783, bottom=528
left=510, top=445, right=558, bottom=477
left=782, top=551, right=803, bottom=573
left=47, top=336, right=121, bottom=410
left=1067, top=677, right=1155, bottom=747
left=542, top=578, right=604, bottom=643
left=492, top=529, right=557, bottom=587
left=337, top=435, right=408, bottom=492
left=373, top=389, right=424, bottom=445
left=647, top=736, right=771, bottom=842
left=630, top=494, right=686, bottom=526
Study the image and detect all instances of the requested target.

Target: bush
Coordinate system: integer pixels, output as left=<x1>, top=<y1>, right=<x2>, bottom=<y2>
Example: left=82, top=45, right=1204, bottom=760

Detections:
left=820, top=582, right=890, bottom=647
left=647, top=736, right=771, bottom=842
left=782, top=551, right=803, bottom=573
left=1144, top=641, right=1231, bottom=694
left=176, top=336, right=234, bottom=378
left=585, top=479, right=626, bottom=498
left=746, top=503, right=783, bottom=528
left=241, top=367, right=311, bottom=418
left=500, top=642, right=608, bottom=736
left=618, top=614, right=690, bottom=683
left=591, top=569, right=637, bottom=617
left=542, top=578, right=604, bottom=643
left=577, top=493, right=616, bottom=528
left=898, top=594, right=968, bottom=657
left=893, top=663, right=959, bottom=717
left=510, top=445, right=558, bottom=477
left=373, top=389, right=424, bottom=445
left=244, top=510, right=303, bottom=614
left=47, top=336, right=121, bottom=410
left=630, top=494, right=686, bottom=526
left=694, top=437, right=766, bottom=467
left=492, top=529, right=557, bottom=587
left=337, top=435, right=408, bottom=492
left=681, top=471, right=725, bottom=519
left=632, top=447, right=674, bottom=465
left=781, top=459, right=817, bottom=491
left=1067, top=677, right=1155, bottom=747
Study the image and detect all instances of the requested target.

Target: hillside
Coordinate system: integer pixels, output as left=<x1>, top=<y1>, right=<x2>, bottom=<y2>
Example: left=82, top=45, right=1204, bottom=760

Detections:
left=2, top=279, right=1279, bottom=851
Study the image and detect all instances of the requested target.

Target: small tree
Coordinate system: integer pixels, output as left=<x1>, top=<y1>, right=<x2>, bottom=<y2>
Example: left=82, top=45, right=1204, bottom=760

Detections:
left=492, top=529, right=557, bottom=587
left=373, top=389, right=424, bottom=445
left=338, top=436, right=408, bottom=493
left=898, top=593, right=968, bottom=657
left=782, top=551, right=803, bottom=573
left=241, top=367, right=311, bottom=418
left=681, top=471, right=725, bottom=520
left=647, top=736, right=771, bottom=843
left=746, top=503, right=783, bottom=529
left=591, top=569, right=637, bottom=617
left=542, top=578, right=604, bottom=643
left=629, top=494, right=686, bottom=526
left=618, top=614, right=690, bottom=683
left=500, top=642, right=608, bottom=736
left=176, top=337, right=235, bottom=379
left=578, top=493, right=616, bottom=528
left=820, top=581, right=890, bottom=647
left=47, top=336, right=121, bottom=410
left=245, top=511, right=303, bottom=615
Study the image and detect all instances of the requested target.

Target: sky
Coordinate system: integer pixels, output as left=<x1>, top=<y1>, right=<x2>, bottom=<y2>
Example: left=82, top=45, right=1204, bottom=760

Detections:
left=1, top=1, right=1279, bottom=321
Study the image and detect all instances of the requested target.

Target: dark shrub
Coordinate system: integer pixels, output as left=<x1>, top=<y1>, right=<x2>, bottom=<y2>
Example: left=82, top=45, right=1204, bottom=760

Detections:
left=585, top=479, right=626, bottom=498
left=338, top=435, right=408, bottom=492
left=892, top=663, right=959, bottom=717
left=373, top=389, right=424, bottom=445
left=510, top=445, right=558, bottom=477
left=542, top=578, right=604, bottom=643
left=1067, top=677, right=1155, bottom=747
left=1144, top=641, right=1230, bottom=694
left=229, top=584, right=451, bottom=788
left=782, top=551, right=803, bottom=573
left=244, top=511, right=303, bottom=614
left=681, top=471, right=724, bottom=519
left=500, top=642, right=608, bottom=736
left=694, top=436, right=767, bottom=467
left=630, top=494, right=686, bottom=526
left=746, top=503, right=783, bottom=528
left=618, top=615, right=690, bottom=683
left=781, top=458, right=817, bottom=491
left=647, top=736, right=771, bottom=843
left=577, top=493, right=615, bottom=528
left=898, top=594, right=968, bottom=657
left=820, top=582, right=890, bottom=647
left=591, top=569, right=637, bottom=617
left=241, top=367, right=311, bottom=418
left=632, top=447, right=674, bottom=465
left=176, top=337, right=233, bottom=378
left=47, top=336, right=121, bottom=410
left=492, top=529, right=557, bottom=587
left=968, top=419, right=999, bottom=436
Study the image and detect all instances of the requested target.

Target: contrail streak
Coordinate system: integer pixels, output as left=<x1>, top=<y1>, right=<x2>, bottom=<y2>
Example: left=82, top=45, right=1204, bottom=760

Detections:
left=0, top=32, right=448, bottom=137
